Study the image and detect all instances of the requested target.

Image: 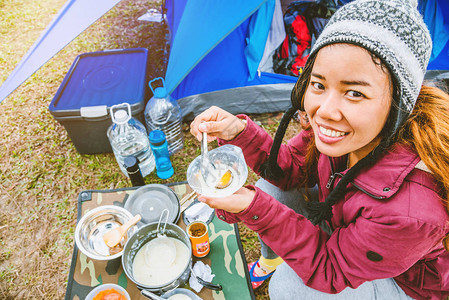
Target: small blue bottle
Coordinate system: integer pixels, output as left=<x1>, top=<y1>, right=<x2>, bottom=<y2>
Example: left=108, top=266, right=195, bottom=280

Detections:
left=149, top=130, right=174, bottom=179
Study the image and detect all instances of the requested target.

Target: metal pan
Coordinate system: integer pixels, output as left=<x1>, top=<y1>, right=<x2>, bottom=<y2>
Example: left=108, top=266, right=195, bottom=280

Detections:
left=124, top=184, right=180, bottom=227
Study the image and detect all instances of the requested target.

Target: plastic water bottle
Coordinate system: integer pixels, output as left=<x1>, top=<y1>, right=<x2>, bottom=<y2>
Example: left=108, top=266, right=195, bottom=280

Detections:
left=144, top=77, right=183, bottom=155
left=149, top=130, right=174, bottom=179
left=107, top=103, right=155, bottom=177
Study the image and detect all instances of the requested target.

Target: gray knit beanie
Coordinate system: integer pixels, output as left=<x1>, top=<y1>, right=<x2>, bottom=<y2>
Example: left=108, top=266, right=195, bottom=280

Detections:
left=310, top=0, right=432, bottom=135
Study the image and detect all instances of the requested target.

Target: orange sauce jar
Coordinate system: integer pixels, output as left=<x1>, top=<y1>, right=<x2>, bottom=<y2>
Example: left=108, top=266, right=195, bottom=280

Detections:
left=186, top=221, right=210, bottom=257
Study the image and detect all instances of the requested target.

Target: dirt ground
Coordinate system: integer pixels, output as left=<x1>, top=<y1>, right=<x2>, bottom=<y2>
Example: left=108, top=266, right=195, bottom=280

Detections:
left=0, top=0, right=183, bottom=298
left=0, top=0, right=302, bottom=299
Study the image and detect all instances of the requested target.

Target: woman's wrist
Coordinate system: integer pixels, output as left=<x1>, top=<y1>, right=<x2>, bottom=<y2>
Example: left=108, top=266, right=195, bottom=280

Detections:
left=231, top=118, right=247, bottom=140
left=236, top=187, right=255, bottom=213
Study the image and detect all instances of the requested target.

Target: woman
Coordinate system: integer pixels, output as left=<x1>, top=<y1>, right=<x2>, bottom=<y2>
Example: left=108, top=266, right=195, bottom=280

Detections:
left=190, top=0, right=449, bottom=299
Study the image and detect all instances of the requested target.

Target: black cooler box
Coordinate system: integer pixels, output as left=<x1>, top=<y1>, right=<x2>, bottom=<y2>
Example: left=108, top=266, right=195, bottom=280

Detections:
left=49, top=48, right=149, bottom=154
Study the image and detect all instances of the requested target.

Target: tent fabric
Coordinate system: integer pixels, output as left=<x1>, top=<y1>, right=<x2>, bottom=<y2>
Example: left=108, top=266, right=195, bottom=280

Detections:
left=419, top=0, right=449, bottom=70
left=244, top=0, right=276, bottom=81
left=164, top=0, right=187, bottom=44
left=1, top=0, right=449, bottom=106
left=178, top=82, right=296, bottom=121
left=165, top=0, right=449, bottom=112
left=257, top=0, right=286, bottom=73
left=164, top=0, right=273, bottom=95
left=0, top=0, right=121, bottom=104
left=164, top=0, right=298, bottom=117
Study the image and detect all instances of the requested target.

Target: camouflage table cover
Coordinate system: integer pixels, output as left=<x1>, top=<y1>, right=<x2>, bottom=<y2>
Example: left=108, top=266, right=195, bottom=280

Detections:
left=65, top=182, right=255, bottom=300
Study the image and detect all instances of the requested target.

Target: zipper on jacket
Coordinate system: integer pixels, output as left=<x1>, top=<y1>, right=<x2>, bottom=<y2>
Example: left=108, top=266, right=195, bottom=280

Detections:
left=326, top=157, right=386, bottom=199
left=350, top=181, right=386, bottom=199
left=326, top=174, right=335, bottom=189
left=326, top=157, right=336, bottom=190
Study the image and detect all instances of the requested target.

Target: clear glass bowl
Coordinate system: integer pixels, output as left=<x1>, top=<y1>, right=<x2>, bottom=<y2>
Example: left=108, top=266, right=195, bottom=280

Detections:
left=187, top=144, right=248, bottom=198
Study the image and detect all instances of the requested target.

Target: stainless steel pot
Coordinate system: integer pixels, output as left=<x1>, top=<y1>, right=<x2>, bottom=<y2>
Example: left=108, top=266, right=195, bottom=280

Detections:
left=122, top=222, right=222, bottom=296
left=122, top=222, right=191, bottom=293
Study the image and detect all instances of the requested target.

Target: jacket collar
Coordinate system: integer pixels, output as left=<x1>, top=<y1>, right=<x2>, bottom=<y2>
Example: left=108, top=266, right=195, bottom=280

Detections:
left=332, top=144, right=422, bottom=199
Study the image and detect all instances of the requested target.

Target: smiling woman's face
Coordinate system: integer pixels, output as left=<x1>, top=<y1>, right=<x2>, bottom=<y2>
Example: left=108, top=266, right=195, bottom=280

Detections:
left=304, top=44, right=393, bottom=166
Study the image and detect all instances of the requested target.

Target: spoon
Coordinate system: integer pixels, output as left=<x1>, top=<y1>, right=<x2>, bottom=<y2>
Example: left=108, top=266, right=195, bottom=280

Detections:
left=200, top=131, right=216, bottom=182
left=145, top=209, right=176, bottom=267
left=103, top=214, right=141, bottom=248
left=201, top=132, right=216, bottom=167
left=201, top=131, right=233, bottom=189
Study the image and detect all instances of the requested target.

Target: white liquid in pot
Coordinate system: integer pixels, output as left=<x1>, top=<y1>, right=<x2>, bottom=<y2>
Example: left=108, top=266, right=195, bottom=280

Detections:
left=132, top=236, right=190, bottom=286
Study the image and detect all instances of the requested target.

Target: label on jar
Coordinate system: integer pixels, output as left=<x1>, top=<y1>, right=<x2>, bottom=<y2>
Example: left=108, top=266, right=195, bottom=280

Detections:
left=195, top=241, right=210, bottom=256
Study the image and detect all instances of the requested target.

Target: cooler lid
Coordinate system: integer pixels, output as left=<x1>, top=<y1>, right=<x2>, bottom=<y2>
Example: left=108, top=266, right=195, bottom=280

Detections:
left=49, top=48, right=148, bottom=117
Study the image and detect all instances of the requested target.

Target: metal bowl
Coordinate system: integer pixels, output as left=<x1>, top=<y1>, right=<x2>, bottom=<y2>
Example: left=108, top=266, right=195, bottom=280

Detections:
left=75, top=205, right=138, bottom=261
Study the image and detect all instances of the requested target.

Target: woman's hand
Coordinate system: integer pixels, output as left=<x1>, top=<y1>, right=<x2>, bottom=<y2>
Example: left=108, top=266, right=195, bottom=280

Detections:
left=190, top=106, right=246, bottom=142
left=198, top=187, right=255, bottom=214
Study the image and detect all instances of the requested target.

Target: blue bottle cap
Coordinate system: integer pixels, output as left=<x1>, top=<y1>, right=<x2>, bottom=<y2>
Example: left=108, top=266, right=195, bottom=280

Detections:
left=149, top=130, right=166, bottom=145
left=154, top=86, right=168, bottom=98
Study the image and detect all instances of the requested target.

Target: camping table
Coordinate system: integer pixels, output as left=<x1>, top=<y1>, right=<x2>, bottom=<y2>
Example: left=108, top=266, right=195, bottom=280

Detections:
left=65, top=182, right=255, bottom=300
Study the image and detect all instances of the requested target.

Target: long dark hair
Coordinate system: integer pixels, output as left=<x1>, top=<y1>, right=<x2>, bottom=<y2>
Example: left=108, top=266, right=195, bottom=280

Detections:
left=260, top=46, right=402, bottom=225
left=258, top=54, right=317, bottom=179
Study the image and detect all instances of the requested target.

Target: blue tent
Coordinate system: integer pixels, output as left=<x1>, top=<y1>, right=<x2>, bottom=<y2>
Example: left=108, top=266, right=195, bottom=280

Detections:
left=162, top=0, right=449, bottom=118
left=0, top=0, right=448, bottom=107
left=163, top=0, right=297, bottom=118
left=0, top=0, right=122, bottom=103
left=419, top=0, right=449, bottom=70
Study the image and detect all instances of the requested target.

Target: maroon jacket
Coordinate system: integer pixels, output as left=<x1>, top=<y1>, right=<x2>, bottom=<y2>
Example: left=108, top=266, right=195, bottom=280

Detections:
left=216, top=116, right=449, bottom=299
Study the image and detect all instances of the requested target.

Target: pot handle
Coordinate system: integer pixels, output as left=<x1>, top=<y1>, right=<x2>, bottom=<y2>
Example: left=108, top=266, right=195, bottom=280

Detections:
left=190, top=265, right=223, bottom=291
left=141, top=289, right=166, bottom=300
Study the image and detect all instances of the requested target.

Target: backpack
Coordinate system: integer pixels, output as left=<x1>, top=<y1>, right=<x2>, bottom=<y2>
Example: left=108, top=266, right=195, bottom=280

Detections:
left=273, top=0, right=337, bottom=76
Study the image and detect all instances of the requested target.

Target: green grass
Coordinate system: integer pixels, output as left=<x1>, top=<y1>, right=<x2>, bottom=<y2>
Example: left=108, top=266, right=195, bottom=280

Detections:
left=0, top=0, right=301, bottom=298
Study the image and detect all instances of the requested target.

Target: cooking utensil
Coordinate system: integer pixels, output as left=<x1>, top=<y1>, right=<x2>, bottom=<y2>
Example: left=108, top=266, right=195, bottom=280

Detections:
left=122, top=222, right=191, bottom=293
left=141, top=290, right=165, bottom=300
left=122, top=221, right=221, bottom=294
left=200, top=131, right=216, bottom=182
left=156, top=209, right=170, bottom=237
left=201, top=131, right=234, bottom=189
left=124, top=184, right=180, bottom=226
left=75, top=205, right=138, bottom=261
left=103, top=214, right=141, bottom=248
left=180, top=191, right=197, bottom=213
left=152, top=209, right=176, bottom=266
